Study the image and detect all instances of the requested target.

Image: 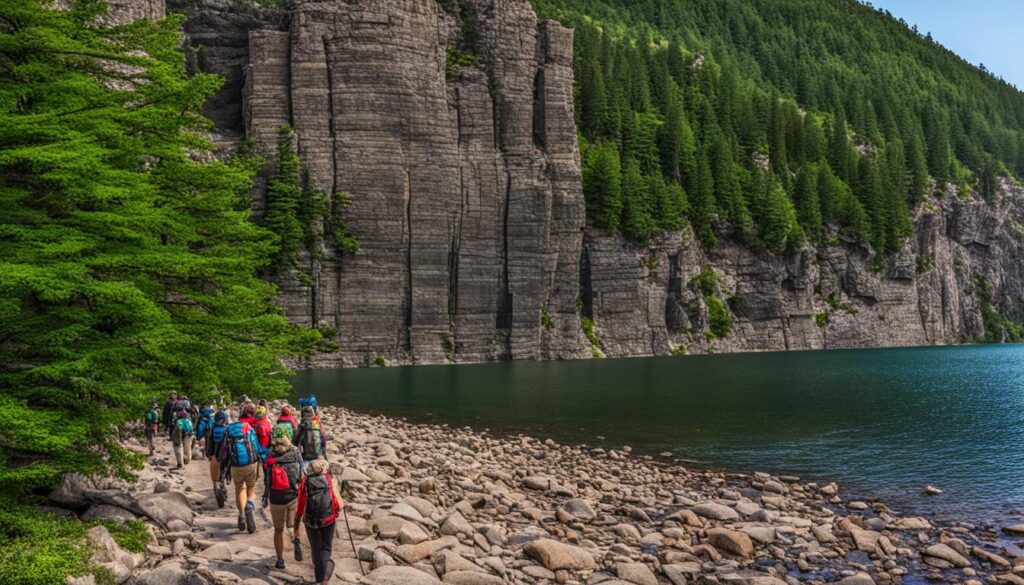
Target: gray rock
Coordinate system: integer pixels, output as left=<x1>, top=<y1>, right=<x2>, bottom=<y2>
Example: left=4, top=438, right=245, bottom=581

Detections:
left=615, top=562, right=658, bottom=585
left=81, top=504, right=138, bottom=525
left=129, top=561, right=189, bottom=585
left=363, top=566, right=443, bottom=585
left=691, top=502, right=740, bottom=522
left=523, top=538, right=598, bottom=571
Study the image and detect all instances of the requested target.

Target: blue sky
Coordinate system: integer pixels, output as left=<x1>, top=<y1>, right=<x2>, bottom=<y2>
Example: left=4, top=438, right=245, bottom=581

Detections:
left=868, top=0, right=1024, bottom=89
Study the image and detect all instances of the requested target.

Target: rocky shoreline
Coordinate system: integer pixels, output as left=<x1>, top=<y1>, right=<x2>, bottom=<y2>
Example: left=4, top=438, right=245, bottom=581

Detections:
left=57, top=405, right=1024, bottom=585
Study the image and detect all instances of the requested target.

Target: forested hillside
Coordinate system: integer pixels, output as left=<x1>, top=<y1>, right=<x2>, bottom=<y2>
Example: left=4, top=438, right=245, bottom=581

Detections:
left=533, top=0, right=1024, bottom=257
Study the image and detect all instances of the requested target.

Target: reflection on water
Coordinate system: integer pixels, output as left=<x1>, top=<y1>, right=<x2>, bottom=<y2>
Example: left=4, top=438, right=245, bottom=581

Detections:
left=292, top=344, right=1024, bottom=524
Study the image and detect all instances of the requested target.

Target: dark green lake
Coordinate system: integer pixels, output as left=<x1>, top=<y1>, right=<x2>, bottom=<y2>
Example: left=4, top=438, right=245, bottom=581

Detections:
left=291, top=344, right=1024, bottom=524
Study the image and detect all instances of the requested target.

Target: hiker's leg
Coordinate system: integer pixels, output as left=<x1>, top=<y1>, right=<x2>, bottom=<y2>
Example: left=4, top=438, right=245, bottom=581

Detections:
left=270, top=503, right=286, bottom=560
left=244, top=464, right=258, bottom=504
left=173, top=442, right=183, bottom=467
left=183, top=435, right=193, bottom=464
left=305, top=524, right=323, bottom=583
left=319, top=524, right=336, bottom=584
left=208, top=458, right=219, bottom=483
left=231, top=465, right=247, bottom=512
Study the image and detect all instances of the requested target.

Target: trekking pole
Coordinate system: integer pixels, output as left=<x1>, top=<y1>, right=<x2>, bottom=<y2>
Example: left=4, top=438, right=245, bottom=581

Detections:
left=342, top=506, right=364, bottom=576
left=340, top=480, right=365, bottom=576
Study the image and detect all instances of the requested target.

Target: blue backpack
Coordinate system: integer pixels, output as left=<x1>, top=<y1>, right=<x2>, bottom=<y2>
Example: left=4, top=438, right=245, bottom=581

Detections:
left=299, top=396, right=317, bottom=411
left=206, top=422, right=228, bottom=457
left=196, top=407, right=214, bottom=438
left=226, top=422, right=257, bottom=467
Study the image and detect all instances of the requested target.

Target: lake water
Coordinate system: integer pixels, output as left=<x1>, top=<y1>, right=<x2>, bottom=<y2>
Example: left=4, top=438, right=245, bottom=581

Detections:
left=291, top=344, right=1024, bottom=525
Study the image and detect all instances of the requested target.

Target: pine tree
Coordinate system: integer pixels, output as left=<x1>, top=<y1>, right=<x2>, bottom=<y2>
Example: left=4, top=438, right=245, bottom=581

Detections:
left=581, top=141, right=624, bottom=232
left=0, top=0, right=318, bottom=495
left=794, top=164, right=823, bottom=242
left=620, top=158, right=656, bottom=243
left=262, top=126, right=305, bottom=277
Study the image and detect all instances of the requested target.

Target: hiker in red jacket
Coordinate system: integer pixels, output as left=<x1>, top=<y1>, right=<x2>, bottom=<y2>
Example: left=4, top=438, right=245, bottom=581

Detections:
left=252, top=405, right=273, bottom=457
left=293, top=458, right=345, bottom=585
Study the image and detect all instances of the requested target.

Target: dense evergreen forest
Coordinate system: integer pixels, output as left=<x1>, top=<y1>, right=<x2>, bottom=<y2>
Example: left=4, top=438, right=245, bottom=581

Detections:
left=0, top=2, right=320, bottom=579
left=533, top=0, right=1024, bottom=256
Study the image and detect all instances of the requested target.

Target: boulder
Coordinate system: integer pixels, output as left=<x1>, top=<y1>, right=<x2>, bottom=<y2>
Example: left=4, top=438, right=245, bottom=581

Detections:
left=433, top=550, right=483, bottom=575
left=81, top=504, right=138, bottom=526
left=556, top=499, right=597, bottom=522
left=441, top=572, right=504, bottom=585
left=363, top=566, right=443, bottom=585
left=523, top=538, right=598, bottom=571
left=50, top=473, right=95, bottom=508
left=134, top=492, right=193, bottom=528
left=691, top=502, right=739, bottom=522
left=615, top=562, right=658, bottom=585
left=833, top=573, right=875, bottom=585
left=395, top=536, right=458, bottom=564
left=923, top=543, right=971, bottom=568
left=129, top=561, right=189, bottom=585
left=440, top=511, right=474, bottom=536
left=399, top=522, right=430, bottom=545
left=972, top=546, right=1011, bottom=567
left=88, top=525, right=143, bottom=584
left=197, top=543, right=233, bottom=561
left=708, top=527, right=754, bottom=558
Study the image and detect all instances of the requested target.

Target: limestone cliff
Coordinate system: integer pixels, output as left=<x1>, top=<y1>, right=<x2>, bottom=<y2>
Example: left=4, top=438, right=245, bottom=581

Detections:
left=174, top=0, right=1024, bottom=366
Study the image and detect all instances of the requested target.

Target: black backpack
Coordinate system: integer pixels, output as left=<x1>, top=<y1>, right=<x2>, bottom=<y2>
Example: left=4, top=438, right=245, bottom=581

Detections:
left=267, top=451, right=302, bottom=505
left=303, top=474, right=337, bottom=528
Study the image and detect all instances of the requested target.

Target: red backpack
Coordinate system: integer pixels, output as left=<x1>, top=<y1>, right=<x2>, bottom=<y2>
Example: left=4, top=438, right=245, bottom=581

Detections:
left=266, top=451, right=302, bottom=505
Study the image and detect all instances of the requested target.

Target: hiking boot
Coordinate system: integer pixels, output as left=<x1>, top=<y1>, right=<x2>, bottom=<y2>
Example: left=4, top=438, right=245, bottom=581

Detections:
left=214, top=482, right=226, bottom=509
left=274, top=558, right=285, bottom=570
left=237, top=513, right=245, bottom=532
left=293, top=538, right=303, bottom=562
left=244, top=501, right=256, bottom=534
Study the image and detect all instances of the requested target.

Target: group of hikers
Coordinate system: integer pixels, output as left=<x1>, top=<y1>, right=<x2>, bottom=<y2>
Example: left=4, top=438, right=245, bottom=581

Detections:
left=143, top=393, right=346, bottom=585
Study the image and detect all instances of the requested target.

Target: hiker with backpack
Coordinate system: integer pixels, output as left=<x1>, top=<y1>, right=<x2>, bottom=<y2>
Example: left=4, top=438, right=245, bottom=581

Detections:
left=171, top=406, right=196, bottom=469
left=263, top=430, right=304, bottom=569
left=205, top=410, right=230, bottom=508
left=293, top=458, right=345, bottom=585
left=162, top=392, right=178, bottom=436
left=144, top=399, right=160, bottom=456
left=218, top=417, right=265, bottom=533
left=275, top=405, right=299, bottom=441
left=294, top=406, right=327, bottom=465
left=195, top=402, right=215, bottom=448
left=252, top=405, right=273, bottom=457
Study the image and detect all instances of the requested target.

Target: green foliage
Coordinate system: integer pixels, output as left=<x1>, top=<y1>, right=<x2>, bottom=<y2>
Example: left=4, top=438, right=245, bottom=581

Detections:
left=815, top=312, right=829, bottom=328
left=446, top=48, right=477, bottom=80
left=534, top=0, right=1024, bottom=252
left=0, top=506, right=96, bottom=585
left=92, top=519, right=150, bottom=553
left=705, top=295, right=732, bottom=339
left=373, top=356, right=387, bottom=367
left=0, top=0, right=319, bottom=496
left=976, top=275, right=1024, bottom=343
left=581, top=316, right=602, bottom=352
left=690, top=269, right=720, bottom=297
left=262, top=126, right=359, bottom=282
left=541, top=308, right=555, bottom=331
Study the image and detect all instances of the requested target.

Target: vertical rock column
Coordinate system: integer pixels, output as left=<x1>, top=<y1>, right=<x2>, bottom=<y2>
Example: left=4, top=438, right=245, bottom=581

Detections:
left=536, top=21, right=588, bottom=359
left=468, top=0, right=556, bottom=360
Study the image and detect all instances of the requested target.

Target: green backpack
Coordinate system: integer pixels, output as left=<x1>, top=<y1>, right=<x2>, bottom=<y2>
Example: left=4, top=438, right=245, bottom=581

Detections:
left=145, top=409, right=159, bottom=425
left=176, top=417, right=194, bottom=436
left=273, top=421, right=295, bottom=442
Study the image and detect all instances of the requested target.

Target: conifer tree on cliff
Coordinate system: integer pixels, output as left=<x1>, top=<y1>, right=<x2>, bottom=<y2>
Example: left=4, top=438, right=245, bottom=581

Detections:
left=0, top=0, right=319, bottom=496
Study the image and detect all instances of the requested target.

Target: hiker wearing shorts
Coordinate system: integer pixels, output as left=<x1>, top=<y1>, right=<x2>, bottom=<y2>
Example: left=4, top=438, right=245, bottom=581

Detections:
left=263, top=430, right=304, bottom=569
left=218, top=419, right=265, bottom=533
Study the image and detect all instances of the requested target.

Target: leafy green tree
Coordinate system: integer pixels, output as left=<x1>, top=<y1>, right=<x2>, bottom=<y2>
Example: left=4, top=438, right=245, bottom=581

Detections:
left=0, top=0, right=318, bottom=497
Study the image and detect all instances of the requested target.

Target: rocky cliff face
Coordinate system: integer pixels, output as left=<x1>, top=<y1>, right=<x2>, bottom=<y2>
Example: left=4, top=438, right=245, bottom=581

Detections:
left=174, top=0, right=1024, bottom=366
